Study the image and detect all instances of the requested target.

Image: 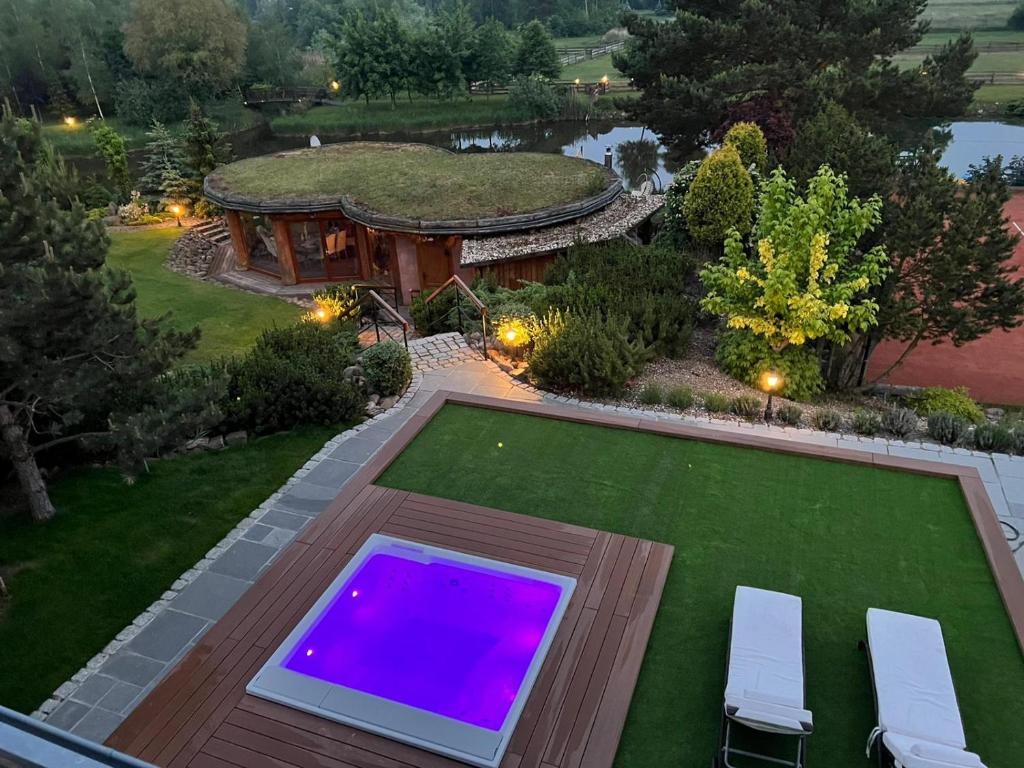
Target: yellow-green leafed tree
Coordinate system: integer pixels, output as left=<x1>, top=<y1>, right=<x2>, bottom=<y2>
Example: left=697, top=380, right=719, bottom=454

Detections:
left=701, top=166, right=890, bottom=352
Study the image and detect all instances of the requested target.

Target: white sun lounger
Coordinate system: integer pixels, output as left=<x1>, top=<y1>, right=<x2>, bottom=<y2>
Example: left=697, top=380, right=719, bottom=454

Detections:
left=716, top=586, right=813, bottom=768
left=864, top=608, right=987, bottom=768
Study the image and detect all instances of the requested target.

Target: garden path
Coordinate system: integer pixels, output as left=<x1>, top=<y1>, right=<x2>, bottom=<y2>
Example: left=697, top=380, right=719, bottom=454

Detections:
left=35, top=332, right=1024, bottom=746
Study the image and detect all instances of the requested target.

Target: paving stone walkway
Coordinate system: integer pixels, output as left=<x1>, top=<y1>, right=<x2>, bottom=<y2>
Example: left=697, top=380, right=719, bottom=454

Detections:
left=34, top=332, right=1024, bottom=744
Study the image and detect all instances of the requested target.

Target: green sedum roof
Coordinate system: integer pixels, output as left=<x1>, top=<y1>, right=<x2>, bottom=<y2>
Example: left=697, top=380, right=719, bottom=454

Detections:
left=204, top=142, right=617, bottom=228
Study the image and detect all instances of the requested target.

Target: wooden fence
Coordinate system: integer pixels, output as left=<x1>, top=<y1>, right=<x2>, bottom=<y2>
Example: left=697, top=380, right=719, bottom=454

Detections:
left=556, top=41, right=626, bottom=66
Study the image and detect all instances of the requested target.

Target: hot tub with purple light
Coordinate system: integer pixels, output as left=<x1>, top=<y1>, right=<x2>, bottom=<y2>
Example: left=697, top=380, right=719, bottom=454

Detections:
left=247, top=533, right=576, bottom=767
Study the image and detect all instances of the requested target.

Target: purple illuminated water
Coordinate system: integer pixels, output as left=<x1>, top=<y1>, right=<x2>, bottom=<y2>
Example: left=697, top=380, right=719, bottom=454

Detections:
left=283, top=551, right=563, bottom=730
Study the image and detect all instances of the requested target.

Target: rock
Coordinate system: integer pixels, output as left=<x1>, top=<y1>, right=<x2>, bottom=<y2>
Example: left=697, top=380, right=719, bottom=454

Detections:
left=225, top=430, right=248, bottom=447
left=208, top=435, right=225, bottom=451
left=184, top=436, right=211, bottom=452
left=379, top=395, right=399, bottom=410
left=365, top=405, right=384, bottom=417
left=343, top=364, right=363, bottom=380
left=368, top=393, right=380, bottom=405
left=985, top=407, right=1005, bottom=422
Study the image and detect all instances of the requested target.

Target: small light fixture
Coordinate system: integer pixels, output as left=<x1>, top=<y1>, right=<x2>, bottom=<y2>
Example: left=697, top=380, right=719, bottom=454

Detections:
left=574, top=77, right=581, bottom=86
left=330, top=80, right=341, bottom=92
left=63, top=116, right=77, bottom=127
left=315, top=307, right=328, bottom=321
left=600, top=75, right=610, bottom=85
left=759, top=369, right=784, bottom=422
left=351, top=589, right=359, bottom=598
left=305, top=648, right=314, bottom=657
left=169, top=204, right=183, bottom=227
left=504, top=328, right=518, bottom=344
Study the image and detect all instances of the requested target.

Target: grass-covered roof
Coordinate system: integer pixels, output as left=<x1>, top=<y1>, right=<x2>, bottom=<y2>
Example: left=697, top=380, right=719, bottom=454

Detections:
left=204, top=142, right=617, bottom=227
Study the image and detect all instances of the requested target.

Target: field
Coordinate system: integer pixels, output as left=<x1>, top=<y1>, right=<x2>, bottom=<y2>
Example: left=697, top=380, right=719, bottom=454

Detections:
left=923, top=0, right=1018, bottom=30
left=378, top=404, right=1024, bottom=768
left=106, top=228, right=303, bottom=363
left=561, top=55, right=629, bottom=84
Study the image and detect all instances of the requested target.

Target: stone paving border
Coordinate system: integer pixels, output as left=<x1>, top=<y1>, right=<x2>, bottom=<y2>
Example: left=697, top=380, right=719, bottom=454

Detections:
left=32, top=332, right=1024, bottom=743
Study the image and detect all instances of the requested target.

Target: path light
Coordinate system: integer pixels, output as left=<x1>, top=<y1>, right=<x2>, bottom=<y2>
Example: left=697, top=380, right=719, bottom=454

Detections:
left=574, top=77, right=581, bottom=86
left=63, top=116, right=77, bottom=127
left=330, top=80, right=341, bottom=92
left=169, top=204, right=183, bottom=227
left=759, top=369, right=784, bottom=422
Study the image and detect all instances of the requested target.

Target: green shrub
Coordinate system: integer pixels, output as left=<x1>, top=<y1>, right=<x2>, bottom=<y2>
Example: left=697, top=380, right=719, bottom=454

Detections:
left=776, top=403, right=803, bottom=426
left=852, top=410, right=882, bottom=436
left=226, top=322, right=363, bottom=433
left=882, top=407, right=918, bottom=438
left=927, top=412, right=969, bottom=445
left=361, top=340, right=412, bottom=397
left=722, top=121, right=768, bottom=173
left=812, top=408, right=843, bottom=432
left=410, top=287, right=480, bottom=336
left=507, top=75, right=562, bottom=120
left=703, top=392, right=731, bottom=413
left=666, top=385, right=695, bottom=410
left=910, top=387, right=984, bottom=424
left=527, top=310, right=647, bottom=397
left=714, top=330, right=824, bottom=401
left=1013, top=428, right=1024, bottom=455
left=544, top=242, right=697, bottom=357
left=661, top=160, right=702, bottom=246
left=638, top=382, right=665, bottom=405
left=682, top=144, right=754, bottom=246
left=731, top=395, right=762, bottom=421
left=972, top=422, right=1014, bottom=453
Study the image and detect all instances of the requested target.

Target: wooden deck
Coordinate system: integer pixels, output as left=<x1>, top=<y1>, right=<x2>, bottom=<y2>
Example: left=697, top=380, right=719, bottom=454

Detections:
left=107, top=481, right=673, bottom=768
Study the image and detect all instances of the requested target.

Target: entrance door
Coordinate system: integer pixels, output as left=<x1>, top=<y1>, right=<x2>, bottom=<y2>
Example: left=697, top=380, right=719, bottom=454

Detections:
left=417, top=240, right=452, bottom=292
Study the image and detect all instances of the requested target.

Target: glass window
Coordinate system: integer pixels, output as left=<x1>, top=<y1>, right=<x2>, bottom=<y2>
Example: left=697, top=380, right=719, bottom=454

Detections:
left=242, top=213, right=280, bottom=276
left=290, top=220, right=326, bottom=280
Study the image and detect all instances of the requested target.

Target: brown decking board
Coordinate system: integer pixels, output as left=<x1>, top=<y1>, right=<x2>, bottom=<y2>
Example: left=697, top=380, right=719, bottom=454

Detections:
left=107, top=482, right=673, bottom=768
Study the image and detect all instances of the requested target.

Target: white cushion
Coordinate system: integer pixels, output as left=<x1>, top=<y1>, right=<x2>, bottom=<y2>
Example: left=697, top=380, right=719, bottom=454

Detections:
left=724, top=587, right=811, bottom=735
left=866, top=608, right=966, bottom=748
left=883, top=732, right=986, bottom=768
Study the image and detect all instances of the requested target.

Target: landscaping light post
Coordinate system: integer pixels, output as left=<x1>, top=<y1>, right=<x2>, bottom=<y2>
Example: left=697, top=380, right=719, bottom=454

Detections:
left=760, top=370, right=783, bottom=422
left=170, top=204, right=183, bottom=227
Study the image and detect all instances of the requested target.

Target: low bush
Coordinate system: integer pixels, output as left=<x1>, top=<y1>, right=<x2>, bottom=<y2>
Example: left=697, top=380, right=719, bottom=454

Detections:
left=638, top=382, right=665, bottom=405
left=812, top=409, right=843, bottom=432
left=527, top=310, right=647, bottom=397
left=361, top=340, right=412, bottom=397
left=1014, top=428, right=1024, bottom=455
left=544, top=242, right=697, bottom=358
left=731, top=395, right=762, bottom=421
left=883, top=406, right=918, bottom=438
left=776, top=403, right=803, bottom=426
left=715, top=330, right=824, bottom=401
left=410, top=287, right=480, bottom=336
left=226, top=322, right=363, bottom=433
left=910, top=387, right=984, bottom=424
left=703, top=392, right=731, bottom=413
left=926, top=412, right=969, bottom=445
left=853, top=410, right=882, bottom=436
left=666, top=385, right=695, bottom=410
left=972, top=422, right=1014, bottom=453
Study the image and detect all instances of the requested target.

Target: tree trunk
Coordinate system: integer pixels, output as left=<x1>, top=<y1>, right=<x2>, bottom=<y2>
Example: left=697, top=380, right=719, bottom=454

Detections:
left=0, top=404, right=56, bottom=523
left=78, top=34, right=104, bottom=120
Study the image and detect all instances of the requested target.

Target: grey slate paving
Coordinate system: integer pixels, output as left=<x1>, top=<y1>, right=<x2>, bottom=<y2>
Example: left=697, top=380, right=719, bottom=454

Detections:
left=68, top=674, right=116, bottom=705
left=46, top=700, right=90, bottom=731
left=208, top=539, right=278, bottom=580
left=273, top=484, right=336, bottom=516
left=242, top=522, right=274, bottom=541
left=327, top=436, right=382, bottom=463
left=172, top=571, right=251, bottom=621
left=96, top=682, right=143, bottom=714
left=125, top=610, right=208, bottom=662
left=301, top=457, right=361, bottom=489
left=98, top=653, right=166, bottom=688
left=258, top=508, right=309, bottom=531
left=70, top=708, right=124, bottom=742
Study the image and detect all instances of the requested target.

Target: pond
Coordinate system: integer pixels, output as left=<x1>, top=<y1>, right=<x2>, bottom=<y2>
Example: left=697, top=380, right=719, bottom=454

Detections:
left=84, top=116, right=1024, bottom=190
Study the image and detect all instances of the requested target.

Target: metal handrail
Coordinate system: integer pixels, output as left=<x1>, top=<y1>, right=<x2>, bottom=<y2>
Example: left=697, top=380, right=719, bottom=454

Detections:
left=422, top=275, right=489, bottom=359
left=0, top=704, right=155, bottom=767
left=339, top=289, right=409, bottom=350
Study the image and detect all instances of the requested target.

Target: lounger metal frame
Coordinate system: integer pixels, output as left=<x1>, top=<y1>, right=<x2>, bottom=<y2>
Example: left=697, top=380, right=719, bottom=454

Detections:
left=714, top=621, right=811, bottom=768
left=859, top=639, right=891, bottom=768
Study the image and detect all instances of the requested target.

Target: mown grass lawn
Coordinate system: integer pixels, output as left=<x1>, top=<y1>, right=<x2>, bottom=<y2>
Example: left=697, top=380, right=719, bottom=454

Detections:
left=107, top=228, right=303, bottom=363
left=561, top=55, right=629, bottom=84
left=0, top=425, right=337, bottom=714
left=378, top=404, right=1024, bottom=768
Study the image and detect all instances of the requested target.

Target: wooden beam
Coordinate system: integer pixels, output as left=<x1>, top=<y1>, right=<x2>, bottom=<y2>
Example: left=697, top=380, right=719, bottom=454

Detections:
left=271, top=217, right=298, bottom=285
left=224, top=211, right=250, bottom=270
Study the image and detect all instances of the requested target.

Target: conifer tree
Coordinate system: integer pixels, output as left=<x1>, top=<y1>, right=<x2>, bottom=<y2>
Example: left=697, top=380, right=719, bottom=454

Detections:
left=0, top=108, right=198, bottom=523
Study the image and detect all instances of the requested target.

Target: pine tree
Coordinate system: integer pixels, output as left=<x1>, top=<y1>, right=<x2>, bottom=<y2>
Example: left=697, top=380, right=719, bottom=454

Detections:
left=90, top=121, right=132, bottom=201
left=139, top=120, right=187, bottom=198
left=182, top=101, right=230, bottom=210
left=514, top=20, right=560, bottom=79
left=0, top=108, right=198, bottom=523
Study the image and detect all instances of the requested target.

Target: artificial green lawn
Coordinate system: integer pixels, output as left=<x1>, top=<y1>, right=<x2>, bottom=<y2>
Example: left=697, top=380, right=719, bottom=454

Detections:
left=206, top=142, right=610, bottom=221
left=377, top=405, right=1024, bottom=768
left=107, top=228, right=303, bottom=363
left=0, top=425, right=336, bottom=714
